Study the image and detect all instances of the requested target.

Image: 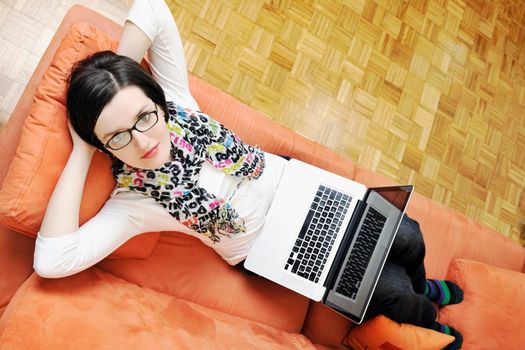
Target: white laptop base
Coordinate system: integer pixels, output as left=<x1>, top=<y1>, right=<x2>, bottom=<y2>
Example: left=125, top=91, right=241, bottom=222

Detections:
left=244, top=159, right=366, bottom=301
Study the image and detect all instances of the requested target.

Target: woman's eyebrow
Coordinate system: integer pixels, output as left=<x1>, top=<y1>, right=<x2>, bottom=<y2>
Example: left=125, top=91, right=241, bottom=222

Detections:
left=102, top=103, right=150, bottom=140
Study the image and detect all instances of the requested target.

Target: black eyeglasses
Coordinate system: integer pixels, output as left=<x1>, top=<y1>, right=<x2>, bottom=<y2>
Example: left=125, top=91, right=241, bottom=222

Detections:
left=104, top=105, right=159, bottom=151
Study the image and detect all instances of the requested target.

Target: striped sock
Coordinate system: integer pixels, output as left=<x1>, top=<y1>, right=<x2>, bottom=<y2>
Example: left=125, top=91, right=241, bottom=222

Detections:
left=431, top=322, right=463, bottom=350
left=424, top=279, right=464, bottom=306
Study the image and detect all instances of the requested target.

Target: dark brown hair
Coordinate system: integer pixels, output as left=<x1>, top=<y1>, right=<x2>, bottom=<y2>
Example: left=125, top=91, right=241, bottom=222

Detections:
left=66, top=50, right=168, bottom=155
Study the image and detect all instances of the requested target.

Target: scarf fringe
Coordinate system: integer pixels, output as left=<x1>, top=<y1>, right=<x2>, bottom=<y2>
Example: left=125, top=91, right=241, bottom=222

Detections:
left=202, top=203, right=246, bottom=243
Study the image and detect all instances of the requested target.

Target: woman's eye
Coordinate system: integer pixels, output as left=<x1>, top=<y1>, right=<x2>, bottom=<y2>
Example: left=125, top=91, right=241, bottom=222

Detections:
left=111, top=133, right=125, bottom=144
left=142, top=113, right=152, bottom=122
left=137, top=112, right=154, bottom=129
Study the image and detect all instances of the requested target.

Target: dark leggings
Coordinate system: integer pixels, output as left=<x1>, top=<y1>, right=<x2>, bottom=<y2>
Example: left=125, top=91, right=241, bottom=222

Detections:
left=363, top=215, right=435, bottom=328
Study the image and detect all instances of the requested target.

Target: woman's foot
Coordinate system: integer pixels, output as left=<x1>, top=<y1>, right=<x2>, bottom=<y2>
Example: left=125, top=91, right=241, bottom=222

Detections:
left=425, top=279, right=464, bottom=306
left=431, top=322, right=463, bottom=349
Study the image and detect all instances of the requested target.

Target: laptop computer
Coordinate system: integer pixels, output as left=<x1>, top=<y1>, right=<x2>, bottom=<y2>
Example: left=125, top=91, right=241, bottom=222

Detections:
left=244, top=158, right=413, bottom=323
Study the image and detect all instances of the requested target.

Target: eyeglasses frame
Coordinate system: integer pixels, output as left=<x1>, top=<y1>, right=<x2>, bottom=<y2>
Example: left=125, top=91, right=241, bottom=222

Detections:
left=103, top=105, right=159, bottom=151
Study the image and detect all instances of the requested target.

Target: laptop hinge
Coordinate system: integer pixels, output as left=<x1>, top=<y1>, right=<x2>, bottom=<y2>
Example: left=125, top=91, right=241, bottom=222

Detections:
left=323, top=199, right=367, bottom=292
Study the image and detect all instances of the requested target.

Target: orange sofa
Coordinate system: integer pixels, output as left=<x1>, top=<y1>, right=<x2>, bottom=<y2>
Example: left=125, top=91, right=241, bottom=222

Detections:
left=1, top=5, right=524, bottom=350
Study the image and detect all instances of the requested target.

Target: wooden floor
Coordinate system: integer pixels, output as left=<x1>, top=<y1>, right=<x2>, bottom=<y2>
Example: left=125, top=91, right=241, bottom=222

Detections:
left=0, top=0, right=133, bottom=124
left=1, top=0, right=524, bottom=245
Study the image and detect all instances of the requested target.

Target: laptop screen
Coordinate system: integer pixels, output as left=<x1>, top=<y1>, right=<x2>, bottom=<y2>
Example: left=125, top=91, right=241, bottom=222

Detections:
left=323, top=185, right=414, bottom=323
left=372, top=185, right=413, bottom=212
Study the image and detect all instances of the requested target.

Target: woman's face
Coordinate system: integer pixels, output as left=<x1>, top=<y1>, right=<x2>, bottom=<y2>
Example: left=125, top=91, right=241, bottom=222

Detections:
left=94, top=86, right=172, bottom=169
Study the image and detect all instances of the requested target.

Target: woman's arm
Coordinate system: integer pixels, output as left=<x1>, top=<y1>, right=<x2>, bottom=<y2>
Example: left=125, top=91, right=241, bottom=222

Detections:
left=116, top=20, right=152, bottom=63
left=35, top=191, right=180, bottom=278
left=39, top=123, right=96, bottom=238
left=118, top=0, right=198, bottom=110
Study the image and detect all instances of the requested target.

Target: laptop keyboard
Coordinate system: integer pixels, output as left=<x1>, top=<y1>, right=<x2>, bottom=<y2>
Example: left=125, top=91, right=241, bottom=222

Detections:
left=284, top=185, right=352, bottom=283
left=335, top=207, right=387, bottom=300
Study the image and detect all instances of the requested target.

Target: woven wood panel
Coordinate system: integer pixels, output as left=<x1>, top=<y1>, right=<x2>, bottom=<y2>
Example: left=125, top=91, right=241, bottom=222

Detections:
left=166, top=0, right=525, bottom=246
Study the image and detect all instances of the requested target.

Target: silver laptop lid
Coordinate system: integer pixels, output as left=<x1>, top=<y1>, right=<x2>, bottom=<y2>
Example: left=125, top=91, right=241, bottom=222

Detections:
left=323, top=185, right=414, bottom=323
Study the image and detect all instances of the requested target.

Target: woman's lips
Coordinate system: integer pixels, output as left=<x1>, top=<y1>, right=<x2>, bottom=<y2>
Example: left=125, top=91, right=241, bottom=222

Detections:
left=141, top=143, right=159, bottom=159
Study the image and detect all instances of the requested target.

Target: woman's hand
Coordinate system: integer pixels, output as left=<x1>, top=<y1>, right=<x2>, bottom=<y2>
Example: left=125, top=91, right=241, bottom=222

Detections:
left=67, top=121, right=97, bottom=156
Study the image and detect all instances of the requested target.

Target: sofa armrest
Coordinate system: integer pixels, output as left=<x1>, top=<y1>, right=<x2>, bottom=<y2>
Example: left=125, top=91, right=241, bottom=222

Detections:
left=0, top=6, right=127, bottom=319
left=0, top=225, right=35, bottom=319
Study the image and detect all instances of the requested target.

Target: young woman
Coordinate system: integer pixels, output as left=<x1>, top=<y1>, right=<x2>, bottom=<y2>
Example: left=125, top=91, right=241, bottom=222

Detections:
left=35, top=1, right=463, bottom=348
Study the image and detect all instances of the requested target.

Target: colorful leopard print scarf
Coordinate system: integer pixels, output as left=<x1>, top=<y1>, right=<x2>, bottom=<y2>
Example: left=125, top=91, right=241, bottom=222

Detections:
left=111, top=101, right=265, bottom=243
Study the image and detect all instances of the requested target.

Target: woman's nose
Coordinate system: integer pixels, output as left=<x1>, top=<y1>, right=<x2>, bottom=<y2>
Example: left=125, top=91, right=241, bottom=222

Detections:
left=131, top=129, right=152, bottom=149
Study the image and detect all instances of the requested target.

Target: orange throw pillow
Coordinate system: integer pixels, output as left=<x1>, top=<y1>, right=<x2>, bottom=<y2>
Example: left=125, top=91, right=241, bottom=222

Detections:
left=344, top=315, right=454, bottom=350
left=439, top=259, right=525, bottom=350
left=0, top=22, right=159, bottom=258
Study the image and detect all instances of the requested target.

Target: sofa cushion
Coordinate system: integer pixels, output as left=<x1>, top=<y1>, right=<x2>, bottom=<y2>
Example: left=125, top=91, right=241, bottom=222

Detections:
left=0, top=226, right=35, bottom=319
left=344, top=315, right=454, bottom=350
left=439, top=258, right=525, bottom=350
left=0, top=267, right=319, bottom=349
left=0, top=22, right=160, bottom=258
left=97, top=232, right=311, bottom=334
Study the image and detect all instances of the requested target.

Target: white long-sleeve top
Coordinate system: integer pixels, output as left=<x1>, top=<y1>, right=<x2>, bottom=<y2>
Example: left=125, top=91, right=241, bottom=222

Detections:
left=34, top=0, right=287, bottom=278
